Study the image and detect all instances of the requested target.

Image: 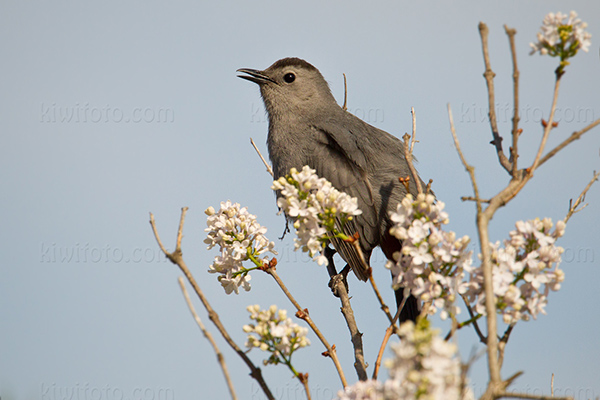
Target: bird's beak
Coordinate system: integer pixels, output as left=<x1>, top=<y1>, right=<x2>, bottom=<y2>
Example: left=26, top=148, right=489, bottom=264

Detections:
left=236, top=68, right=277, bottom=85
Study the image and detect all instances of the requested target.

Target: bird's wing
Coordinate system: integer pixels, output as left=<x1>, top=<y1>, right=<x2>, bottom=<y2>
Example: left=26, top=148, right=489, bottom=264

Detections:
left=308, top=123, right=380, bottom=281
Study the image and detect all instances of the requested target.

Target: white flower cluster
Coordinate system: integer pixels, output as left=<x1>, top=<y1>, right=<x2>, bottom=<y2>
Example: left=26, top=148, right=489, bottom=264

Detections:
left=337, top=320, right=471, bottom=400
left=204, top=201, right=276, bottom=294
left=243, top=305, right=310, bottom=366
left=464, top=218, right=566, bottom=324
left=386, top=194, right=473, bottom=319
left=272, top=166, right=362, bottom=266
left=530, top=11, right=591, bottom=56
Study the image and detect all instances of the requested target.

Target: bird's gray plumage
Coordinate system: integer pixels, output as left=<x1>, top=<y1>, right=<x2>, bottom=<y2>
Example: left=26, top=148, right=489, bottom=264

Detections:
left=238, top=58, right=423, bottom=320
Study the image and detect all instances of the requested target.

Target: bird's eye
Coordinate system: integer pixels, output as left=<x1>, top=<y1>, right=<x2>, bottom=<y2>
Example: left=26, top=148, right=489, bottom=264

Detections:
left=283, top=73, right=296, bottom=83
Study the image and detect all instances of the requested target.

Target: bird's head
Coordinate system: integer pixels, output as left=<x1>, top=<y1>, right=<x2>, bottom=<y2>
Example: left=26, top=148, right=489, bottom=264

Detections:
left=237, top=57, right=337, bottom=120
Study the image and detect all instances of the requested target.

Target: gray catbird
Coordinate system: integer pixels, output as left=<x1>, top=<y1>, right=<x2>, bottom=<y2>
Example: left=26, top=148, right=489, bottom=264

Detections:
left=238, top=57, right=423, bottom=322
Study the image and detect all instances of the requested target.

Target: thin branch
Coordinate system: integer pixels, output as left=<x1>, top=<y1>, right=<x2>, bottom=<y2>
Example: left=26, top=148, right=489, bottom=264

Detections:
left=371, top=291, right=404, bottom=379
left=150, top=209, right=275, bottom=400
left=449, top=103, right=501, bottom=387
left=342, top=73, right=348, bottom=111
left=330, top=272, right=368, bottom=381
left=538, top=118, right=600, bottom=168
left=410, top=107, right=417, bottom=154
left=457, top=294, right=487, bottom=344
left=299, top=374, right=312, bottom=400
left=504, top=25, right=521, bottom=178
left=178, top=277, right=237, bottom=400
left=564, top=170, right=600, bottom=223
left=265, top=265, right=348, bottom=388
left=250, top=137, right=274, bottom=178
left=403, top=132, right=423, bottom=194
left=368, top=274, right=395, bottom=324
left=372, top=326, right=393, bottom=380
left=448, top=104, right=482, bottom=214
left=498, top=323, right=515, bottom=368
left=497, top=393, right=572, bottom=400
left=479, top=22, right=512, bottom=174
left=528, top=79, right=562, bottom=176
left=461, top=196, right=491, bottom=204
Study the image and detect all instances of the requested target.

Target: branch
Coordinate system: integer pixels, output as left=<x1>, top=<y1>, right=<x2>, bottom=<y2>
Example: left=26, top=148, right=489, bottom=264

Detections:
left=178, top=277, right=237, bottom=400
left=149, top=208, right=275, bottom=400
left=504, top=25, right=521, bottom=178
left=498, top=323, right=515, bottom=368
left=538, top=118, right=600, bottom=168
left=342, top=73, right=348, bottom=111
left=330, top=272, right=368, bottom=381
left=403, top=114, right=423, bottom=195
left=449, top=103, right=501, bottom=387
left=528, top=79, right=562, bottom=176
left=250, top=137, right=274, bottom=178
left=448, top=104, right=482, bottom=214
left=264, top=265, right=348, bottom=388
left=497, top=393, right=572, bottom=400
left=410, top=107, right=418, bottom=154
left=368, top=274, right=395, bottom=324
left=564, top=170, right=600, bottom=223
left=479, top=22, right=512, bottom=174
left=461, top=196, right=491, bottom=204
left=372, top=326, right=393, bottom=380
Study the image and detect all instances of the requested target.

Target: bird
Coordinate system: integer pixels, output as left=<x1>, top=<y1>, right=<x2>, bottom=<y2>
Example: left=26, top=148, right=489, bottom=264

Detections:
left=237, top=57, right=423, bottom=323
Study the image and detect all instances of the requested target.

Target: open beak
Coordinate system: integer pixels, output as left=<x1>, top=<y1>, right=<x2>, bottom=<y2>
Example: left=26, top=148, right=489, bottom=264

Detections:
left=236, top=68, right=277, bottom=85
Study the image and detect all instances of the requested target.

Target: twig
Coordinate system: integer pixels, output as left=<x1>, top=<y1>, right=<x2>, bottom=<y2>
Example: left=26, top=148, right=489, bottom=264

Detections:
left=528, top=78, right=562, bottom=177
left=178, top=277, right=237, bottom=400
left=368, top=274, right=395, bottom=324
left=564, top=170, right=600, bottom=223
left=250, top=137, right=274, bottom=178
left=479, top=22, right=512, bottom=174
left=264, top=265, right=348, bottom=388
left=372, top=292, right=408, bottom=379
left=410, top=107, right=418, bottom=154
left=538, top=118, right=600, bottom=168
left=149, top=208, right=275, bottom=400
left=461, top=196, right=491, bottom=204
left=504, top=25, right=521, bottom=178
left=342, top=73, right=348, bottom=111
left=403, top=132, right=423, bottom=194
left=323, top=249, right=367, bottom=381
left=551, top=373, right=555, bottom=397
left=448, top=105, right=482, bottom=214
left=299, top=374, right=312, bottom=400
left=330, top=273, right=368, bottom=381
left=497, top=393, right=572, bottom=400
left=449, top=103, right=502, bottom=388
left=498, top=323, right=515, bottom=368
left=372, top=326, right=393, bottom=380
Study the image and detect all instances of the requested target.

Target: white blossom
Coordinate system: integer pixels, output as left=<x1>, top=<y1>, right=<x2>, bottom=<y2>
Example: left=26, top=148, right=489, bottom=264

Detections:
left=337, top=320, right=472, bottom=400
left=243, top=304, right=310, bottom=366
left=272, top=166, right=362, bottom=266
left=464, top=218, right=566, bottom=324
left=530, top=11, right=591, bottom=56
left=204, top=201, right=276, bottom=294
left=386, top=194, right=472, bottom=319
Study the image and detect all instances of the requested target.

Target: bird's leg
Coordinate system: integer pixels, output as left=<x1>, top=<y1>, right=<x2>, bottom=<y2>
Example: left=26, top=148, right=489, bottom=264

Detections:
left=324, top=245, right=338, bottom=277
left=325, top=245, right=351, bottom=297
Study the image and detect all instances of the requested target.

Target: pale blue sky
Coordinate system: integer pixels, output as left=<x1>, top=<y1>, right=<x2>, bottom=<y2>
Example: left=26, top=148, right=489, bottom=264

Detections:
left=1, top=1, right=599, bottom=399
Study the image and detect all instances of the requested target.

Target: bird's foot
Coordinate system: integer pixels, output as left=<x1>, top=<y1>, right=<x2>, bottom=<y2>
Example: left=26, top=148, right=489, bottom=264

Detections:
left=328, top=264, right=350, bottom=298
